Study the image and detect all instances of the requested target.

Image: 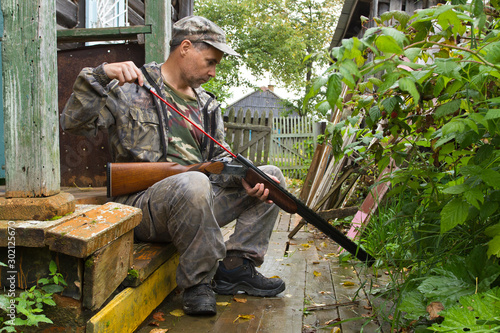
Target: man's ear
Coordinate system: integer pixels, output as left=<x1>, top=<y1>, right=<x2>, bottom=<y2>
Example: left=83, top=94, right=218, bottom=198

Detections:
left=179, top=40, right=193, bottom=57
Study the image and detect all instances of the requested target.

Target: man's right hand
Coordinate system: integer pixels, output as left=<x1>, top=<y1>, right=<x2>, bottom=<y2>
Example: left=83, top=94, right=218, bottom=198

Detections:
left=103, top=61, right=144, bottom=86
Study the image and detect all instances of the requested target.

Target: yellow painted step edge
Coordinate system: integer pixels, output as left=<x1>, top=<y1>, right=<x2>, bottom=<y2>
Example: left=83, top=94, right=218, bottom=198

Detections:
left=86, top=253, right=180, bottom=333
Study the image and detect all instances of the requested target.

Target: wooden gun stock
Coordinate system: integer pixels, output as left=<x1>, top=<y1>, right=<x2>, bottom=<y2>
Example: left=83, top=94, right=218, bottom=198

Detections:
left=107, top=161, right=225, bottom=197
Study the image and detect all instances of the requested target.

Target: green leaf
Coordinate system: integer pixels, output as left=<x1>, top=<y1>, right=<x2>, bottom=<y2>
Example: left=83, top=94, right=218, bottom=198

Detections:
left=434, top=58, right=462, bottom=80
left=326, top=73, right=343, bottom=110
left=442, top=183, right=468, bottom=194
left=375, top=35, right=403, bottom=55
left=487, top=234, right=500, bottom=258
left=398, top=290, right=428, bottom=321
left=404, top=47, right=421, bottom=62
left=485, top=109, right=500, bottom=120
left=480, top=169, right=500, bottom=188
left=49, top=260, right=57, bottom=275
left=464, top=187, right=484, bottom=209
left=440, top=197, right=469, bottom=233
left=418, top=275, right=474, bottom=308
left=41, top=284, right=64, bottom=294
left=435, top=100, right=461, bottom=119
left=399, top=77, right=420, bottom=103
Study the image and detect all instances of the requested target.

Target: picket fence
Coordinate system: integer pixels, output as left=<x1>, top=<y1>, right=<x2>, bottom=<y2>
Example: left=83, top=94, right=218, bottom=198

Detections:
left=224, top=108, right=317, bottom=179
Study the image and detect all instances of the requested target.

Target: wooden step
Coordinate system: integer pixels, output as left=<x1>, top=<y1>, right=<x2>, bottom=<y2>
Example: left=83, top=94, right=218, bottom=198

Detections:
left=123, top=242, right=178, bottom=287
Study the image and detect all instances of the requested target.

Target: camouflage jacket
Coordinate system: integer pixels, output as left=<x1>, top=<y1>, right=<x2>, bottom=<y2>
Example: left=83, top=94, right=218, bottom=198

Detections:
left=61, top=62, right=240, bottom=187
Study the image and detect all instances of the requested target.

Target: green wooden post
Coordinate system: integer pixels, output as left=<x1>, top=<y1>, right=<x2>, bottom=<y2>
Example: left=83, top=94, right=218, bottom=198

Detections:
left=145, top=0, right=171, bottom=63
left=1, top=0, right=59, bottom=198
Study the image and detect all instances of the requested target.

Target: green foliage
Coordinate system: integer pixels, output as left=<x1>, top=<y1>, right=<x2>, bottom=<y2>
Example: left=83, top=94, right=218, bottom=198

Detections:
left=429, top=287, right=500, bottom=332
left=195, top=0, right=342, bottom=115
left=305, top=0, right=500, bottom=330
left=0, top=260, right=67, bottom=330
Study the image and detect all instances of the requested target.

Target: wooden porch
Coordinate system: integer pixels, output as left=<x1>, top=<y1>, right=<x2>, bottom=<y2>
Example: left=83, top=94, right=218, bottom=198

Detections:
left=133, top=209, right=392, bottom=333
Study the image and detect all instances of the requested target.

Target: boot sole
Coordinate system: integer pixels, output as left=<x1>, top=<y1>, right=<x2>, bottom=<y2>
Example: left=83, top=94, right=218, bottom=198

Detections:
left=214, top=280, right=286, bottom=297
left=183, top=303, right=217, bottom=316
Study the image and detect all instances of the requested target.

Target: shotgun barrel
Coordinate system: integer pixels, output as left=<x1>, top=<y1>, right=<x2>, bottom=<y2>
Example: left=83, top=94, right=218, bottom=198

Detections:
left=237, top=154, right=376, bottom=266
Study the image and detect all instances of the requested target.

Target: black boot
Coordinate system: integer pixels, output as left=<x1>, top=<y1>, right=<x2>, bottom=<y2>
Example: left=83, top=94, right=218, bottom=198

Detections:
left=213, top=259, right=286, bottom=297
left=182, top=283, right=216, bottom=316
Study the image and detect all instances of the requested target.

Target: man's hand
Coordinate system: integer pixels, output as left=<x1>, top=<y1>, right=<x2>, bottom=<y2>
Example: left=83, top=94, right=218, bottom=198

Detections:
left=103, top=61, right=143, bottom=86
left=242, top=175, right=280, bottom=204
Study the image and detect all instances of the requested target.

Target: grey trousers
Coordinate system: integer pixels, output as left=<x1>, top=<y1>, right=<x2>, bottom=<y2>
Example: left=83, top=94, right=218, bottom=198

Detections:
left=117, top=165, right=285, bottom=289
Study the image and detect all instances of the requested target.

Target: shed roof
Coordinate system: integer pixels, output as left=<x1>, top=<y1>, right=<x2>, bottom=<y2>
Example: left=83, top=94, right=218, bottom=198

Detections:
left=226, top=87, right=299, bottom=118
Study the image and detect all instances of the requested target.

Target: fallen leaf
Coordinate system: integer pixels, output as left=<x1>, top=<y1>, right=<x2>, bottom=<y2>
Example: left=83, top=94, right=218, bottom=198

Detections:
left=216, top=302, right=230, bottom=306
left=426, top=301, right=444, bottom=320
left=270, top=275, right=281, bottom=278
left=233, top=297, right=247, bottom=303
left=153, top=311, right=165, bottom=322
left=320, top=242, right=327, bottom=248
left=313, top=271, right=322, bottom=277
left=150, top=329, right=169, bottom=333
left=363, top=305, right=372, bottom=310
left=312, top=261, right=320, bottom=264
left=324, top=318, right=340, bottom=325
left=233, top=314, right=255, bottom=323
left=330, top=327, right=341, bottom=333
left=301, top=243, right=311, bottom=248
left=148, top=321, right=160, bottom=327
left=362, top=313, right=374, bottom=318
left=342, top=281, right=355, bottom=286
left=169, top=309, right=185, bottom=317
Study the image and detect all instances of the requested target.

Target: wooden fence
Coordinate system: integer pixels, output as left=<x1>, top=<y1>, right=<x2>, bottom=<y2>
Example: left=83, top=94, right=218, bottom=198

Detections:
left=224, top=108, right=317, bottom=179
left=270, top=116, right=316, bottom=179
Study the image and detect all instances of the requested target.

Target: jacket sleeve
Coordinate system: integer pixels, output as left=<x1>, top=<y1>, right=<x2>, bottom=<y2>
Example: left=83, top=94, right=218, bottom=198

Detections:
left=60, top=63, right=117, bottom=137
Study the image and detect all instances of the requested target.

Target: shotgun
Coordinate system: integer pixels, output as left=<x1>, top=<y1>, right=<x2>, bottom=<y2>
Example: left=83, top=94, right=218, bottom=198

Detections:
left=108, top=78, right=376, bottom=266
left=106, top=155, right=376, bottom=266
left=106, top=159, right=245, bottom=197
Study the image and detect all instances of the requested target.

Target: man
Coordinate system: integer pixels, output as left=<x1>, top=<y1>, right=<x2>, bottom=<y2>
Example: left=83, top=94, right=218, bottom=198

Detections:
left=61, top=16, right=286, bottom=316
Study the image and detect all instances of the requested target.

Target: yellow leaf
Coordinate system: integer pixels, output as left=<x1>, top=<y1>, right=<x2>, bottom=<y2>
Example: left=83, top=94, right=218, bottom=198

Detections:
left=342, top=281, right=355, bottom=286
left=216, top=302, right=230, bottom=306
left=330, top=327, right=341, bottom=333
left=233, top=297, right=247, bottom=303
left=169, top=309, right=185, bottom=317
left=270, top=275, right=281, bottom=279
left=313, top=271, right=322, bottom=277
left=233, top=314, right=256, bottom=323
left=301, top=243, right=311, bottom=248
left=320, top=242, right=327, bottom=248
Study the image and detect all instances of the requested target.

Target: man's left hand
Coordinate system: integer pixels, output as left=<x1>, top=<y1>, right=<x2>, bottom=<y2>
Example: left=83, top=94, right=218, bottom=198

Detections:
left=242, top=175, right=280, bottom=204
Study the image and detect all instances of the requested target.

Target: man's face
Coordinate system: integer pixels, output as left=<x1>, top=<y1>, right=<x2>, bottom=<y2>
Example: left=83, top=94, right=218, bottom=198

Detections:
left=182, top=43, right=224, bottom=89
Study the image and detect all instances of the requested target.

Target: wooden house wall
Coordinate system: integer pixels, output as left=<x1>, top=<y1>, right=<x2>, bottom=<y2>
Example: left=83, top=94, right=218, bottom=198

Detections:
left=227, top=90, right=298, bottom=119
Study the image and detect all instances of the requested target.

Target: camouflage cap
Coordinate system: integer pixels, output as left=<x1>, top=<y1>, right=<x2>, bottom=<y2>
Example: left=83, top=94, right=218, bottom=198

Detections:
left=171, top=16, right=240, bottom=57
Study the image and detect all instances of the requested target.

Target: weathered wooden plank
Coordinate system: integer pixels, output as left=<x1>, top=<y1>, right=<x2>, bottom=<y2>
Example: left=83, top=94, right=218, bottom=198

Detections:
left=83, top=230, right=134, bottom=310
left=241, top=109, right=252, bottom=158
left=303, top=261, right=340, bottom=331
left=56, top=0, right=78, bottom=29
left=87, top=252, right=179, bottom=333
left=45, top=202, right=142, bottom=258
left=145, top=0, right=171, bottom=63
left=232, top=108, right=245, bottom=156
left=56, top=25, right=152, bottom=43
left=122, top=242, right=177, bottom=287
left=0, top=204, right=97, bottom=248
left=2, top=0, right=60, bottom=197
left=129, top=0, right=145, bottom=17
left=128, top=7, right=145, bottom=27
left=330, top=262, right=380, bottom=331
